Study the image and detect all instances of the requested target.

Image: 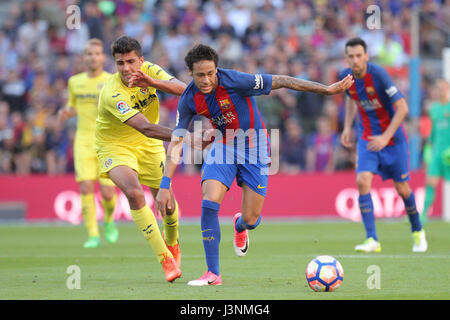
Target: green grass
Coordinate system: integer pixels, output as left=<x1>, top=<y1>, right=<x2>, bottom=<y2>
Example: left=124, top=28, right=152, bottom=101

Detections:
left=0, top=220, right=449, bottom=300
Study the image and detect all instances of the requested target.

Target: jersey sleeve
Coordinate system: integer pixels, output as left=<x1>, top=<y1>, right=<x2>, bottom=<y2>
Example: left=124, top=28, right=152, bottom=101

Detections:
left=103, top=90, right=140, bottom=123
left=142, top=61, right=174, bottom=81
left=173, top=93, right=196, bottom=137
left=227, top=70, right=272, bottom=97
left=374, top=66, right=403, bottom=104
left=66, top=77, right=76, bottom=109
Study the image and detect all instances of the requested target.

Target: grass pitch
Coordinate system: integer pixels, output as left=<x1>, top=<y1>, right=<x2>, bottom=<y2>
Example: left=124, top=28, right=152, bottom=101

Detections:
left=0, top=219, right=449, bottom=300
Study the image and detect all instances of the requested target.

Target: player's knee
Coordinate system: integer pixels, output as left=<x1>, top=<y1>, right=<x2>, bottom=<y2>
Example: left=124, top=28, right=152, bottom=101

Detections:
left=79, top=181, right=94, bottom=195
left=395, top=183, right=411, bottom=199
left=124, top=187, right=145, bottom=205
left=356, top=175, right=371, bottom=193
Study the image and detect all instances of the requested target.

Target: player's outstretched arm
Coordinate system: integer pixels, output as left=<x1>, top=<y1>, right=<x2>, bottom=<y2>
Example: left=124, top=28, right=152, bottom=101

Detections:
left=128, top=70, right=186, bottom=95
left=125, top=112, right=173, bottom=141
left=155, top=136, right=184, bottom=217
left=271, top=74, right=354, bottom=95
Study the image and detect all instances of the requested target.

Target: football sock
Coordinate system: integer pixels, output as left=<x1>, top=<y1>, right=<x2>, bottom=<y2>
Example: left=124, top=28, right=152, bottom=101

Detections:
left=201, top=200, right=221, bottom=276
left=235, top=215, right=261, bottom=233
left=422, top=185, right=435, bottom=218
left=80, top=193, right=99, bottom=237
left=403, top=192, right=422, bottom=232
left=130, top=205, right=172, bottom=263
left=162, top=200, right=179, bottom=246
left=102, top=193, right=117, bottom=223
left=359, top=193, right=378, bottom=241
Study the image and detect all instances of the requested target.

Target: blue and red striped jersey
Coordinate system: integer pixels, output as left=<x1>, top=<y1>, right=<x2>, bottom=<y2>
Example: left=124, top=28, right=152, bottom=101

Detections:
left=174, top=68, right=272, bottom=160
left=338, top=62, right=407, bottom=145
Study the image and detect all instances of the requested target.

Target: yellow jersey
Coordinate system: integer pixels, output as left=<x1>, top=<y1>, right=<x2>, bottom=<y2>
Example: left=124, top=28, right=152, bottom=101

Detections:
left=67, top=71, right=111, bottom=144
left=95, top=61, right=173, bottom=148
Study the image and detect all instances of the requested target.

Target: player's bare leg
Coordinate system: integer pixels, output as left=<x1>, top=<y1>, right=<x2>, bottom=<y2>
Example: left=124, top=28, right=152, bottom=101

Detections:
left=79, top=180, right=101, bottom=248
left=99, top=183, right=119, bottom=243
left=233, top=184, right=265, bottom=257
left=188, top=179, right=227, bottom=286
left=394, top=181, right=427, bottom=252
left=108, top=165, right=181, bottom=281
left=150, top=186, right=181, bottom=268
left=354, top=171, right=381, bottom=252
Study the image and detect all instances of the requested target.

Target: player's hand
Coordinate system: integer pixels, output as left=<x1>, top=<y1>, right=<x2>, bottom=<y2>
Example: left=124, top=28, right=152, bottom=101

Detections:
left=155, top=188, right=172, bottom=218
left=340, top=128, right=353, bottom=148
left=128, top=70, right=154, bottom=88
left=326, top=74, right=354, bottom=95
left=367, top=135, right=389, bottom=152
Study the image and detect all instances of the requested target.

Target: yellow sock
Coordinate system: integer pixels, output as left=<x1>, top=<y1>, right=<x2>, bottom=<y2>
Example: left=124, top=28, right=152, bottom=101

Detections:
left=130, top=205, right=172, bottom=263
left=80, top=193, right=99, bottom=237
left=102, top=194, right=117, bottom=223
left=163, top=200, right=179, bottom=246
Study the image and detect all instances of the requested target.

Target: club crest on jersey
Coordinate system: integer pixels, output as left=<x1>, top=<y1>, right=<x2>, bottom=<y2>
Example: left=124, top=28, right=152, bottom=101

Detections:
left=366, top=86, right=375, bottom=95
left=218, top=98, right=231, bottom=110
left=116, top=100, right=131, bottom=114
left=104, top=158, right=113, bottom=168
left=140, top=88, right=149, bottom=95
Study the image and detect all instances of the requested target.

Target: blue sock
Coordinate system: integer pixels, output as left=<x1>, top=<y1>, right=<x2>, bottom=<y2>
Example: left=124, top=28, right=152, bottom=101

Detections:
left=201, top=200, right=221, bottom=276
left=359, top=193, right=378, bottom=241
left=235, top=215, right=262, bottom=233
left=403, top=192, right=422, bottom=232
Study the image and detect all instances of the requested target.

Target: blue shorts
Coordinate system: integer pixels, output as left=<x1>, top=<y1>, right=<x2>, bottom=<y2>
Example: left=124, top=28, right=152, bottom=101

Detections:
left=200, top=143, right=269, bottom=197
left=356, top=139, right=410, bottom=182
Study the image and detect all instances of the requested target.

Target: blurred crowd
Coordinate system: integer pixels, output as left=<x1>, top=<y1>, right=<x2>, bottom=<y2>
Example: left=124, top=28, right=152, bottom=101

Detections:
left=0, top=0, right=449, bottom=175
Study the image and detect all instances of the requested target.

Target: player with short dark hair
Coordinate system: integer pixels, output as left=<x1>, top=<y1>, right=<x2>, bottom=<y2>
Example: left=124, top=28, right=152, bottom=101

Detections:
left=339, top=37, right=427, bottom=253
left=155, top=44, right=353, bottom=286
left=94, top=35, right=187, bottom=282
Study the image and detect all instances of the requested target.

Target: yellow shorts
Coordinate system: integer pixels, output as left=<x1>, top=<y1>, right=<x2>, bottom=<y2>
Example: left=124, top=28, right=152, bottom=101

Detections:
left=74, top=142, right=115, bottom=186
left=96, top=139, right=166, bottom=189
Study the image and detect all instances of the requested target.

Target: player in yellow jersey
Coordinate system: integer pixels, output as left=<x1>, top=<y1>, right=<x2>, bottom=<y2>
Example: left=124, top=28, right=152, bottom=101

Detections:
left=95, top=36, right=187, bottom=282
left=59, top=38, right=119, bottom=249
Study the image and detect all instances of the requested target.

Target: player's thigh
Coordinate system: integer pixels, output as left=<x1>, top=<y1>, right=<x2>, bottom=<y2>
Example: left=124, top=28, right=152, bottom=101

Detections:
left=356, top=140, right=380, bottom=179
left=136, top=143, right=166, bottom=189
left=96, top=144, right=139, bottom=181
left=382, top=142, right=410, bottom=182
left=236, top=162, right=268, bottom=197
left=201, top=162, right=237, bottom=203
left=74, top=143, right=99, bottom=182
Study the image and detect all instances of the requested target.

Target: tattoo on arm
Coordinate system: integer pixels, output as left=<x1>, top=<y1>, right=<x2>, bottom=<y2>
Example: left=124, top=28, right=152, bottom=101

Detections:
left=271, top=75, right=329, bottom=94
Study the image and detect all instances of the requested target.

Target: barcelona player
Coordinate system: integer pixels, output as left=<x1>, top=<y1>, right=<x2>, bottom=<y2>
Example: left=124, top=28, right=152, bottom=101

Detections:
left=95, top=36, right=186, bottom=282
left=155, top=44, right=353, bottom=286
left=59, top=38, right=119, bottom=248
left=339, top=37, right=427, bottom=252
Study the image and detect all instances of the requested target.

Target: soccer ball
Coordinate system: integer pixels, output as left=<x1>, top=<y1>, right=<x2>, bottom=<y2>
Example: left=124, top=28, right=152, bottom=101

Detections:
left=305, top=255, right=344, bottom=292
